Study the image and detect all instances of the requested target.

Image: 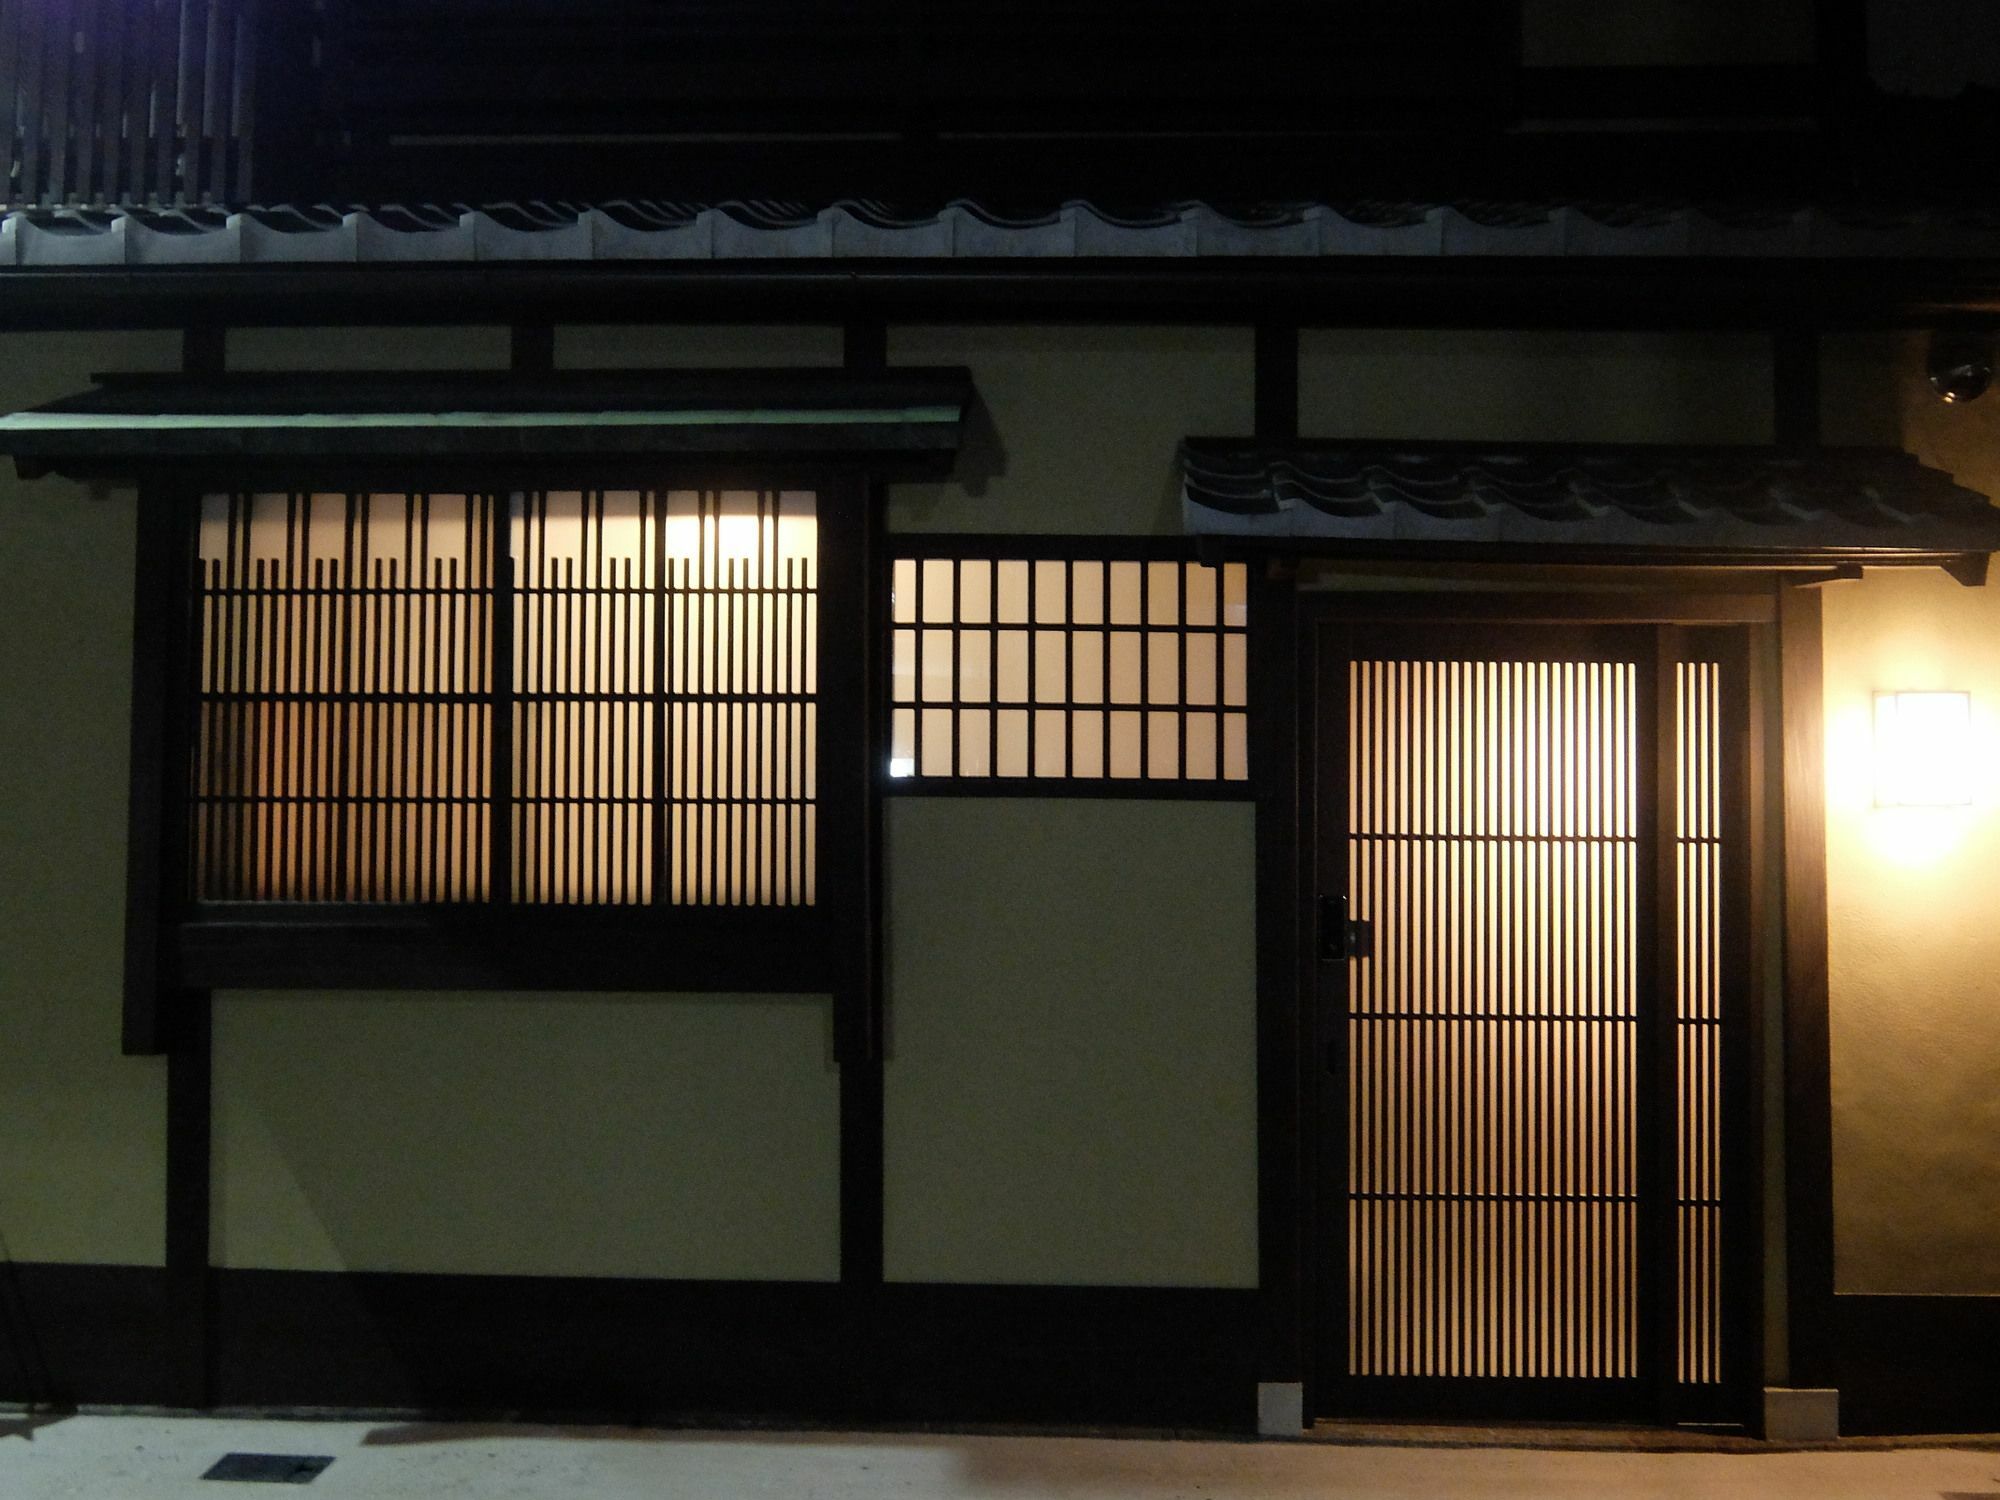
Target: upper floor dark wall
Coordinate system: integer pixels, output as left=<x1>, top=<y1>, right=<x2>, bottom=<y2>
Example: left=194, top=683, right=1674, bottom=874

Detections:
left=2, top=0, right=1992, bottom=210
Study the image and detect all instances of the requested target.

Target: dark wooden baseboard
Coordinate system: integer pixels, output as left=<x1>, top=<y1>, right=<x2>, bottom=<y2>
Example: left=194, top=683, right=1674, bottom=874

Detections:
left=0, top=1262, right=178, bottom=1408
left=1834, top=1294, right=2000, bottom=1436
left=0, top=1264, right=1258, bottom=1431
left=10, top=1269, right=1990, bottom=1436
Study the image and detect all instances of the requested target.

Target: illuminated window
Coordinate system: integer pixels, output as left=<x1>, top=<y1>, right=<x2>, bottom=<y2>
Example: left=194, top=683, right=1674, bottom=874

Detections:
left=888, top=555, right=1248, bottom=783
left=192, top=488, right=818, bottom=905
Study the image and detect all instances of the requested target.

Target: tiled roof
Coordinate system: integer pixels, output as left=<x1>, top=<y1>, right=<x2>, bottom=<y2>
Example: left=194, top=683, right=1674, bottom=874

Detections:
left=6, top=199, right=2000, bottom=266
left=1180, top=441, right=2000, bottom=560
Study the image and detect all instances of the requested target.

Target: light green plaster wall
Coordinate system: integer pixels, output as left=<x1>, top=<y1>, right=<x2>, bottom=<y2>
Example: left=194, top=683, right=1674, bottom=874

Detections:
left=886, top=326, right=1253, bottom=536
left=0, top=331, right=178, bottom=1266
left=556, top=325, right=842, bottom=369
left=883, top=799, right=1258, bottom=1287
left=212, top=991, right=840, bottom=1279
left=1821, top=333, right=2000, bottom=1295
left=1301, top=331, right=1773, bottom=444
left=227, top=325, right=511, bottom=370
left=1521, top=0, right=1813, bottom=66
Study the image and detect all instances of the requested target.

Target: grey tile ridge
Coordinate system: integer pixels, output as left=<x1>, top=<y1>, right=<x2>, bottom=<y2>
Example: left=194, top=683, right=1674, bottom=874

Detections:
left=5, top=201, right=2000, bottom=267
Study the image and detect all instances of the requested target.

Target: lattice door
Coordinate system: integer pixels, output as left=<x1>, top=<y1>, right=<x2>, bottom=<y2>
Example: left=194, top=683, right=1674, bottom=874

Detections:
left=1319, top=624, right=1750, bottom=1421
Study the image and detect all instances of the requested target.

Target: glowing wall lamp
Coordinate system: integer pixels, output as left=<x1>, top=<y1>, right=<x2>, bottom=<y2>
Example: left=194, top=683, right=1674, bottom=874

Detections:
left=1874, top=691, right=1975, bottom=807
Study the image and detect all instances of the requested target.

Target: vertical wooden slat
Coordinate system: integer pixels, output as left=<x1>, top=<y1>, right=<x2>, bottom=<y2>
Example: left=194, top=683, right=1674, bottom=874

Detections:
left=74, top=0, right=104, bottom=202
left=0, top=4, right=23, bottom=206
left=17, top=0, right=47, bottom=204
left=45, top=0, right=74, bottom=203
left=200, top=0, right=231, bottom=201
left=175, top=0, right=204, bottom=201
left=489, top=493, right=514, bottom=904
left=113, top=0, right=149, bottom=201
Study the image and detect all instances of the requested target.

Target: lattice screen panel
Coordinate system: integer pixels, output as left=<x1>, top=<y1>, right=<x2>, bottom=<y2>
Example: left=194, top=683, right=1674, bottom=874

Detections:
left=191, top=488, right=817, bottom=907
left=1346, top=659, right=1641, bottom=1380
left=194, top=492, right=497, bottom=903
left=1343, top=652, right=1731, bottom=1390
left=889, top=557, right=1248, bottom=782
left=511, top=489, right=816, bottom=907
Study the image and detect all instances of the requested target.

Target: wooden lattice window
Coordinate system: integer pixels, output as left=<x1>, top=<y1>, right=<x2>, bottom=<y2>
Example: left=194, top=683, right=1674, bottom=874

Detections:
left=887, top=554, right=1249, bottom=785
left=191, top=487, right=818, bottom=907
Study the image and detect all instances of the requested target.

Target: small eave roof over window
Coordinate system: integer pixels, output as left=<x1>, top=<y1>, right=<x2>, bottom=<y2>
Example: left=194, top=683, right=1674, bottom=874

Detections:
left=1180, top=440, right=2000, bottom=581
left=0, top=368, right=974, bottom=481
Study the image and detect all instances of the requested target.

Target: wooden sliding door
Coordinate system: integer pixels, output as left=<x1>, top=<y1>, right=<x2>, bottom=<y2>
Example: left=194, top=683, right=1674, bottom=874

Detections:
left=1312, top=620, right=1755, bottom=1423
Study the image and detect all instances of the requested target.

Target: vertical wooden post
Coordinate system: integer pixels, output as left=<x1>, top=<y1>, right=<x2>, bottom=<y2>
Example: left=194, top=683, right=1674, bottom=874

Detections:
left=165, top=989, right=213, bottom=1408
left=1772, top=331, right=1821, bottom=448
left=124, top=488, right=186, bottom=1055
left=1254, top=323, right=1300, bottom=444
left=839, top=318, right=889, bottom=1310
left=1637, top=625, right=1684, bottom=1420
left=510, top=323, right=555, bottom=374
left=1778, top=586, right=1834, bottom=1387
left=1256, top=567, right=1305, bottom=1411
left=1252, top=316, right=1306, bottom=1418
left=1722, top=626, right=1769, bottom=1419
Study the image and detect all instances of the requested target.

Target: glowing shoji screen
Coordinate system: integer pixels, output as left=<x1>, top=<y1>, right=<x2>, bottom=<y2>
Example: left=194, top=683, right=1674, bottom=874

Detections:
left=888, top=557, right=1249, bottom=783
left=192, top=488, right=817, bottom=906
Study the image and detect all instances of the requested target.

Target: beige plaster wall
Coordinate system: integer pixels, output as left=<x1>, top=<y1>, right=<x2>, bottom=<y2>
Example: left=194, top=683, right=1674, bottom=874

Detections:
left=885, top=326, right=1253, bottom=535
left=1301, top=330, right=1773, bottom=445
left=1822, top=334, right=2000, bottom=1295
left=211, top=992, right=840, bottom=1279
left=883, top=798, right=1258, bottom=1286
left=1521, top=0, right=1813, bottom=66
left=0, top=331, right=180, bottom=1266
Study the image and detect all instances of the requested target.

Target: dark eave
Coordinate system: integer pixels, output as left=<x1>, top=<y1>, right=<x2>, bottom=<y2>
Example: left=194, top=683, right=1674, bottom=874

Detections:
left=2, top=258, right=2000, bottom=334
left=0, top=368, right=974, bottom=482
left=1181, top=441, right=2000, bottom=580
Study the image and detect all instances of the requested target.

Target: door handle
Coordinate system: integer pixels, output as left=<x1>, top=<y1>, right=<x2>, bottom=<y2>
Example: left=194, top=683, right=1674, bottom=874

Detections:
left=1318, top=895, right=1374, bottom=962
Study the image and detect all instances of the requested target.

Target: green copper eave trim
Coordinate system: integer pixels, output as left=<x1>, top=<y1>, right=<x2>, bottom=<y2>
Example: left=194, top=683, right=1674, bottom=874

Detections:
left=0, top=405, right=962, bottom=432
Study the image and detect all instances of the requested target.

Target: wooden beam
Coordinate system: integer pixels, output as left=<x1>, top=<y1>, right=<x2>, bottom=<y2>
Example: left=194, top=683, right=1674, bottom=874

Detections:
left=9, top=261, right=2000, bottom=337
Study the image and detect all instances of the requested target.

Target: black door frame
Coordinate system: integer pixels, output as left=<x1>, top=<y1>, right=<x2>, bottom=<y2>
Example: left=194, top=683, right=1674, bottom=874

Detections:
left=1290, top=587, right=1773, bottom=1429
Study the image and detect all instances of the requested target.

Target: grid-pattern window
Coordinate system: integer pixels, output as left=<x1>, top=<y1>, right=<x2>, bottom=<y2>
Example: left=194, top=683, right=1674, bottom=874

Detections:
left=192, top=487, right=817, bottom=906
left=888, top=556, right=1248, bottom=783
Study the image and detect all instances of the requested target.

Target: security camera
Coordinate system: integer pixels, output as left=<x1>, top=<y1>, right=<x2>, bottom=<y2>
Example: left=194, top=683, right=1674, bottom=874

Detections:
left=1928, top=331, right=1996, bottom=404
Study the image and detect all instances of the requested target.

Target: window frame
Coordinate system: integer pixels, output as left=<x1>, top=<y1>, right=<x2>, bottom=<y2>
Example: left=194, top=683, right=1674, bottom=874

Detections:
left=881, top=533, right=1258, bottom=802
left=135, top=460, right=875, bottom=1010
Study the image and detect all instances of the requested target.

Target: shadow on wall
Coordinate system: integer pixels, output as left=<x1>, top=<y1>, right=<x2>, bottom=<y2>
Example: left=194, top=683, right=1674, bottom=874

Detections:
left=950, top=391, right=1007, bottom=501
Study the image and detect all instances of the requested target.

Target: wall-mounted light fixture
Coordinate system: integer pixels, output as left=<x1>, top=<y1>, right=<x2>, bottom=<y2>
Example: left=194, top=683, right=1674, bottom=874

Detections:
left=1928, top=331, right=1995, bottom=404
left=1874, top=691, right=1975, bottom=807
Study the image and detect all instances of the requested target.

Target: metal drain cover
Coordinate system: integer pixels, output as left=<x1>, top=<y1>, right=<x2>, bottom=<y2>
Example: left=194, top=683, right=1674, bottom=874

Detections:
left=202, top=1453, right=335, bottom=1484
